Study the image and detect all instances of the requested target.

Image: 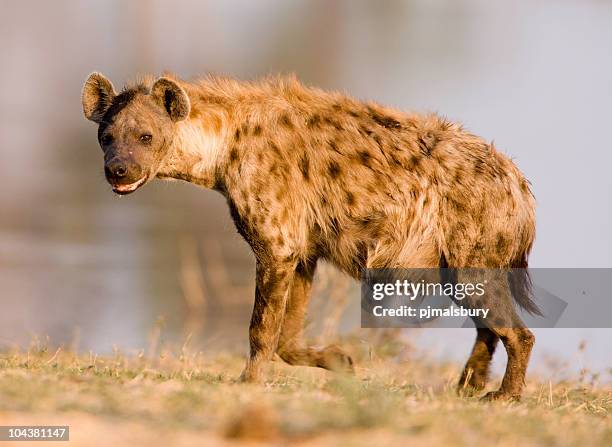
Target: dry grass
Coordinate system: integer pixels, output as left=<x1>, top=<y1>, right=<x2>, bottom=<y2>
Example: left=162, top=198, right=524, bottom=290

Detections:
left=1, top=258, right=609, bottom=446
left=0, top=337, right=610, bottom=447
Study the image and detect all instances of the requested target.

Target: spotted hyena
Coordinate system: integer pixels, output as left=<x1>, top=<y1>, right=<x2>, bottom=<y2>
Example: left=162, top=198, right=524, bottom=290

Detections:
left=82, top=72, right=538, bottom=400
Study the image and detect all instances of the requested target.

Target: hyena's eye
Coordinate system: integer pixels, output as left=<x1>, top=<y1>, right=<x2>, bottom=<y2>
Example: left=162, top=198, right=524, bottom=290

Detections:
left=139, top=134, right=153, bottom=144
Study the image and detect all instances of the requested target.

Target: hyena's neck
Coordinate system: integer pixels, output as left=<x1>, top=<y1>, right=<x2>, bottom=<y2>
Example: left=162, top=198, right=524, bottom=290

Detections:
left=156, top=75, right=306, bottom=190
left=157, top=101, right=230, bottom=189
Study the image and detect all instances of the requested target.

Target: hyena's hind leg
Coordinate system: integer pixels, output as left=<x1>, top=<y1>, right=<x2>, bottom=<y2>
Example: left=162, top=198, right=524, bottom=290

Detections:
left=276, top=260, right=354, bottom=373
left=456, top=270, right=534, bottom=401
left=458, top=328, right=499, bottom=395
left=483, top=326, right=534, bottom=401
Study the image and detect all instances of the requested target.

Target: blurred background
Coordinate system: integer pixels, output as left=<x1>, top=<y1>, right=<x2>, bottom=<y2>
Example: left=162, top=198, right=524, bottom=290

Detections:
left=0, top=0, right=610, bottom=377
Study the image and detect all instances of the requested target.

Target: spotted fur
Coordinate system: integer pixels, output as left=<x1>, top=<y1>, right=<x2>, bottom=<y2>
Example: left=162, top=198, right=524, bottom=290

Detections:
left=83, top=72, right=537, bottom=400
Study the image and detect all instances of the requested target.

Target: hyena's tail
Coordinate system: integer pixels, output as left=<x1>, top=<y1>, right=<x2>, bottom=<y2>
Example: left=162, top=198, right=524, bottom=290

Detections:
left=508, top=251, right=542, bottom=316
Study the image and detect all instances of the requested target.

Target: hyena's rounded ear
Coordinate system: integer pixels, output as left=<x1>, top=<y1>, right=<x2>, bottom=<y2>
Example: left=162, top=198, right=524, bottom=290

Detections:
left=151, top=77, right=190, bottom=122
left=82, top=72, right=116, bottom=123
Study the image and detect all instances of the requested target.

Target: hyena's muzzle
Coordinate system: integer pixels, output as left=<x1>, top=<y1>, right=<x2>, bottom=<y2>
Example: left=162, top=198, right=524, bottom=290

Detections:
left=104, top=155, right=147, bottom=195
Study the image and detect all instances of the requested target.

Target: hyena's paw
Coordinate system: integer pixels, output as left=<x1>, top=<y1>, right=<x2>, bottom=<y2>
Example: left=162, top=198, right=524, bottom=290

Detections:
left=480, top=390, right=521, bottom=402
left=318, top=345, right=355, bottom=374
left=238, top=363, right=262, bottom=383
left=456, top=369, right=487, bottom=396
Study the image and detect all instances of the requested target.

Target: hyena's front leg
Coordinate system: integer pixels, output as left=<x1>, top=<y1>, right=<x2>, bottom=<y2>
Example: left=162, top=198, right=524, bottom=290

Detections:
left=276, top=260, right=354, bottom=373
left=239, top=260, right=294, bottom=382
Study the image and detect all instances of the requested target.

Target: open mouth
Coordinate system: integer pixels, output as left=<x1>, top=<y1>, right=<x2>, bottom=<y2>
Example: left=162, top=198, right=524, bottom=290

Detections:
left=112, top=176, right=147, bottom=195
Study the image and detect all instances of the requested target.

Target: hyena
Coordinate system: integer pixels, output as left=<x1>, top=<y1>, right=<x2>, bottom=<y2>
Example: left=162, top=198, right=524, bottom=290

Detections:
left=82, top=72, right=538, bottom=400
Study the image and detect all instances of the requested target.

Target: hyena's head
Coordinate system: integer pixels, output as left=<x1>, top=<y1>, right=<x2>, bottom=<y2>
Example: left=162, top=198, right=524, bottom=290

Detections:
left=81, top=72, right=190, bottom=195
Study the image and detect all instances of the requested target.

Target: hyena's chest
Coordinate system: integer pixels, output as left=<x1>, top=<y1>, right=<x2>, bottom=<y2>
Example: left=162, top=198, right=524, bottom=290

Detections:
left=225, top=180, right=377, bottom=271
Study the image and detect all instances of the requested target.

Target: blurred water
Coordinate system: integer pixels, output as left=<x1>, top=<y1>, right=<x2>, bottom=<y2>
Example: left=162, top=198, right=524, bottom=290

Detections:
left=0, top=0, right=610, bottom=375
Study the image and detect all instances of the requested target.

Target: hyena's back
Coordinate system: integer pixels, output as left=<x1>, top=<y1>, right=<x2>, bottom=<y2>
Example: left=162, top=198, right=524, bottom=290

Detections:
left=226, top=84, right=535, bottom=277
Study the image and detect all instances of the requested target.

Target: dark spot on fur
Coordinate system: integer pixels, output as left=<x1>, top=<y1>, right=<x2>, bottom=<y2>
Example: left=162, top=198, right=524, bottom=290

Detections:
left=359, top=125, right=373, bottom=136
left=348, top=110, right=360, bottom=118
left=270, top=141, right=282, bottom=157
left=276, top=235, right=285, bottom=247
left=359, top=217, right=373, bottom=228
left=253, top=125, right=262, bottom=136
left=323, top=116, right=342, bottom=130
left=328, top=161, right=341, bottom=179
left=234, top=128, right=241, bottom=142
left=358, top=150, right=372, bottom=166
left=448, top=196, right=466, bottom=213
left=346, top=191, right=356, bottom=206
left=431, top=173, right=439, bottom=186
left=368, top=107, right=402, bottom=129
left=408, top=154, right=421, bottom=170
left=358, top=216, right=381, bottom=238
left=329, top=139, right=342, bottom=155
left=299, top=155, right=310, bottom=181
left=280, top=114, right=293, bottom=128
left=372, top=134, right=383, bottom=149
left=453, top=171, right=464, bottom=186
left=418, top=132, right=438, bottom=156
left=390, top=153, right=403, bottom=168
left=521, top=179, right=532, bottom=195
left=496, top=233, right=510, bottom=254
left=229, top=147, right=239, bottom=164
left=474, top=159, right=486, bottom=175
left=306, top=114, right=321, bottom=128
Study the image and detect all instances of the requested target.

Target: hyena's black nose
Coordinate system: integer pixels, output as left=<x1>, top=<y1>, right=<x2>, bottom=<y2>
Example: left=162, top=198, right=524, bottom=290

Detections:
left=105, top=159, right=128, bottom=179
